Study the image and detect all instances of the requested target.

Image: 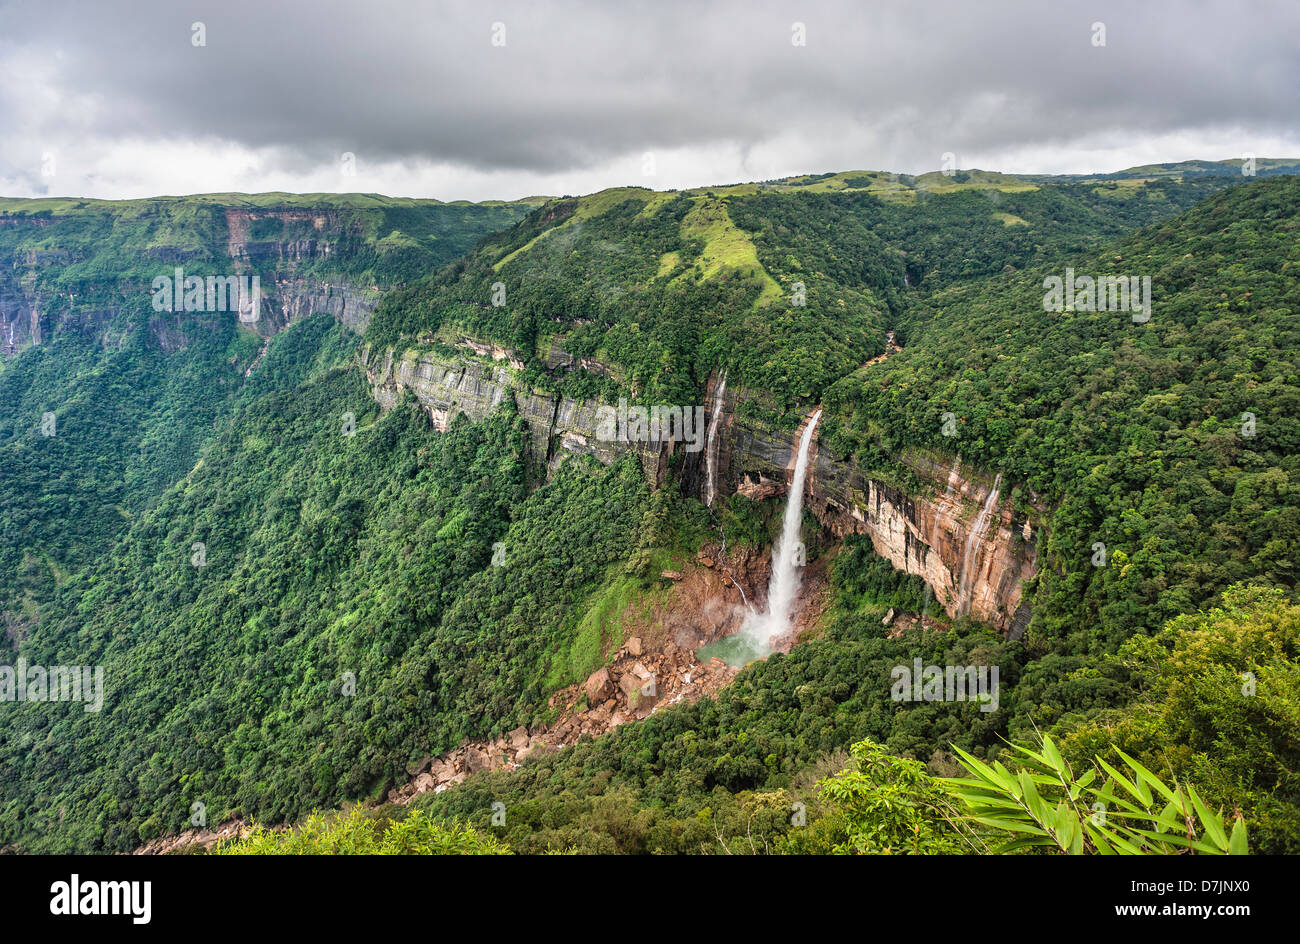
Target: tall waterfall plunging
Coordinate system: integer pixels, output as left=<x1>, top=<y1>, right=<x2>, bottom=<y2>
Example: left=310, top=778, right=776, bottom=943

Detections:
left=733, top=408, right=821, bottom=657
left=704, top=374, right=727, bottom=507
left=958, top=472, right=1002, bottom=614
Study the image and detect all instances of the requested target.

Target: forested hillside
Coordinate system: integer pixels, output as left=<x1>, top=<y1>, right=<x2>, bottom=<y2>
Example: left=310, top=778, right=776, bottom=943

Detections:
left=0, top=314, right=263, bottom=640
left=0, top=195, right=535, bottom=638
left=0, top=314, right=667, bottom=851
left=1, top=166, right=1296, bottom=855
left=365, top=169, right=1252, bottom=412
left=405, top=178, right=1299, bottom=854
left=824, top=178, right=1300, bottom=650
left=0, top=193, right=538, bottom=292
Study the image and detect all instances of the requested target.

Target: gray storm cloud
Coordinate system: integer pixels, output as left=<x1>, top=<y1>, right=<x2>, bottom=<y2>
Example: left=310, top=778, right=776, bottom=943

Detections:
left=0, top=0, right=1296, bottom=199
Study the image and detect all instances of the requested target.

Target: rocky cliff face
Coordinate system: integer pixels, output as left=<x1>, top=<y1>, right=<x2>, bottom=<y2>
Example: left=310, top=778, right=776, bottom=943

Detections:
left=0, top=219, right=61, bottom=354
left=262, top=276, right=379, bottom=334
left=808, top=451, right=1038, bottom=634
left=363, top=345, right=687, bottom=481
left=223, top=209, right=381, bottom=333
left=714, top=381, right=1040, bottom=634
left=366, top=348, right=1042, bottom=635
left=3, top=206, right=387, bottom=358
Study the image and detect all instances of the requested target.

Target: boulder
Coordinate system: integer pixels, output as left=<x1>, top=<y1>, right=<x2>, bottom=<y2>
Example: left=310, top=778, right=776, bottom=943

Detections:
left=584, top=667, right=613, bottom=703
left=465, top=747, right=493, bottom=773
left=618, top=672, right=642, bottom=701
left=431, top=760, right=457, bottom=781
left=738, top=473, right=785, bottom=501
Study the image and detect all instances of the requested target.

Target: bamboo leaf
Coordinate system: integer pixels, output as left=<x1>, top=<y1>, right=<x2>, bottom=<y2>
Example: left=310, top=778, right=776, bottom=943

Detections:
left=1116, top=750, right=1176, bottom=804
left=1187, top=785, right=1227, bottom=850
left=1096, top=758, right=1145, bottom=805
left=969, top=815, right=1048, bottom=836
left=1228, top=819, right=1248, bottom=856
left=1018, top=770, right=1047, bottom=822
left=1041, top=735, right=1067, bottom=777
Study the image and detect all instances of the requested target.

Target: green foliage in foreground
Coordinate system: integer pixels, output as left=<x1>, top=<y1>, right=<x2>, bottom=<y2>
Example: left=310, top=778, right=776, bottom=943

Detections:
left=213, top=732, right=1248, bottom=856
left=790, top=739, right=972, bottom=855
left=948, top=735, right=1247, bottom=854
left=802, top=734, right=1247, bottom=855
left=214, top=807, right=509, bottom=855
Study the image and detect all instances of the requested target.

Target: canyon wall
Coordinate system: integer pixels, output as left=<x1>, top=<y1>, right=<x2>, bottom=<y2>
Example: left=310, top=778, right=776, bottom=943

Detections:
left=810, top=453, right=1037, bottom=635
left=368, top=350, right=1041, bottom=635
left=713, top=379, right=1040, bottom=634
left=0, top=200, right=510, bottom=358
left=224, top=208, right=381, bottom=334
left=363, top=345, right=682, bottom=483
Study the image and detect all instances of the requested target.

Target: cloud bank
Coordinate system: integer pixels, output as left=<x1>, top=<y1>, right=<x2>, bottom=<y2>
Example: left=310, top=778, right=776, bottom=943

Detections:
left=1, top=0, right=1296, bottom=200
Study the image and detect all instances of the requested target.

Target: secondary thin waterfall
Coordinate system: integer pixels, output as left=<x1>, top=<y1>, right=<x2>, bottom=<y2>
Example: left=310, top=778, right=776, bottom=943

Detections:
left=958, top=472, right=1002, bottom=615
left=739, top=409, right=821, bottom=652
left=704, top=374, right=727, bottom=507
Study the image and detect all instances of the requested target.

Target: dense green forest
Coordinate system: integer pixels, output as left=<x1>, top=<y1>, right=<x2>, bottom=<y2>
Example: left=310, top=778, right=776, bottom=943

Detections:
left=0, top=317, right=264, bottom=627
left=0, top=315, right=665, bottom=851
left=824, top=178, right=1300, bottom=652
left=0, top=165, right=1296, bottom=854
left=364, top=171, right=1252, bottom=414
left=0, top=195, right=534, bottom=638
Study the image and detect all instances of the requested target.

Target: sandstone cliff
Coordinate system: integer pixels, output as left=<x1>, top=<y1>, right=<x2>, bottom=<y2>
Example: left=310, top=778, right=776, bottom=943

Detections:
left=362, top=344, right=686, bottom=482
left=366, top=346, right=1042, bottom=635
left=713, top=379, right=1040, bottom=633
left=0, top=198, right=531, bottom=358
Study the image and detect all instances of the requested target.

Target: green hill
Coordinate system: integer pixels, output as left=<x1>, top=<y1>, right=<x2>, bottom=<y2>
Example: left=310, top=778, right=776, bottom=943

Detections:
left=0, top=169, right=1297, bottom=854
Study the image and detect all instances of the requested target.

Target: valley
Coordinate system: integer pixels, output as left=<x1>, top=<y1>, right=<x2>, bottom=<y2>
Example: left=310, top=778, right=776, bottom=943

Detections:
left=1, top=162, right=1297, bottom=856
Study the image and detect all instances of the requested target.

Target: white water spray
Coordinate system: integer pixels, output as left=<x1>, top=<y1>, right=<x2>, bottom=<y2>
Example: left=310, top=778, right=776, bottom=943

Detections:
left=738, top=409, right=821, bottom=653
left=704, top=374, right=727, bottom=507
left=957, top=472, right=1002, bottom=615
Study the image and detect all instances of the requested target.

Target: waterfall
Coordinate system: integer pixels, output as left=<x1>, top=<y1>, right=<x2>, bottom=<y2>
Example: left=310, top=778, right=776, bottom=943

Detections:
left=738, top=409, right=821, bottom=653
left=716, top=523, right=749, bottom=610
left=702, top=372, right=750, bottom=609
left=957, top=472, right=1002, bottom=615
left=704, top=374, right=727, bottom=507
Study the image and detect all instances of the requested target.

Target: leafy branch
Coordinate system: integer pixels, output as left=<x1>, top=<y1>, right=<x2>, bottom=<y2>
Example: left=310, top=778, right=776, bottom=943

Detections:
left=946, top=735, right=1248, bottom=855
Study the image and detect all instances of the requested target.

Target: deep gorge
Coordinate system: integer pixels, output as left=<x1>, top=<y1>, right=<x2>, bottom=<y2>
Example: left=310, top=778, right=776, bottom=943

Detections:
left=364, top=341, right=1040, bottom=637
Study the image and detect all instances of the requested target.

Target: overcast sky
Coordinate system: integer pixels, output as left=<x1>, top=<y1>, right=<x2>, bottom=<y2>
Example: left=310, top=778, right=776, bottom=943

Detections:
left=1, top=0, right=1296, bottom=202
